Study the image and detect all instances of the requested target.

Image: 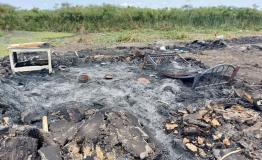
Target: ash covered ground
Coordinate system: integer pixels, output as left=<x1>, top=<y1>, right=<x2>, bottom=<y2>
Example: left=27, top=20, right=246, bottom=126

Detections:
left=0, top=37, right=261, bottom=160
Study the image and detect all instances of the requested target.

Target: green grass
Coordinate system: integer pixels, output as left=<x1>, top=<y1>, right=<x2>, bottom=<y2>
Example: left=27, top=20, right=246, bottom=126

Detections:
left=0, top=31, right=4, bottom=37
left=72, top=28, right=262, bottom=45
left=0, top=31, right=74, bottom=57
left=0, top=29, right=261, bottom=57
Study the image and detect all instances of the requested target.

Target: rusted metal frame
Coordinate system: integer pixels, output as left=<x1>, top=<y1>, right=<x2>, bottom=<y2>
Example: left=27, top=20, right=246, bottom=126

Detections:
left=211, top=65, right=225, bottom=85
left=143, top=52, right=184, bottom=70
left=147, top=54, right=158, bottom=70
left=192, top=65, right=223, bottom=89
left=228, top=66, right=240, bottom=83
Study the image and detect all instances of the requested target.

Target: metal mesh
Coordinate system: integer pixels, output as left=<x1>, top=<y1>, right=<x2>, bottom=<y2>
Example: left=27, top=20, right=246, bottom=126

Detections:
left=143, top=53, right=239, bottom=89
left=192, top=64, right=240, bottom=89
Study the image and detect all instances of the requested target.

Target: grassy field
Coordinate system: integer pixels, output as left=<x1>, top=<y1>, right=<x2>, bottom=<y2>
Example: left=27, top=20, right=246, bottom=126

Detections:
left=0, top=28, right=261, bottom=57
left=0, top=31, right=73, bottom=57
left=0, top=4, right=261, bottom=57
left=65, top=28, right=262, bottom=47
left=89, top=28, right=262, bottom=44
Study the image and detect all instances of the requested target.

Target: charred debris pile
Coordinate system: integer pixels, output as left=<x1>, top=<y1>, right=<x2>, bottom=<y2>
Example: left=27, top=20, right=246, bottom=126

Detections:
left=0, top=38, right=261, bottom=160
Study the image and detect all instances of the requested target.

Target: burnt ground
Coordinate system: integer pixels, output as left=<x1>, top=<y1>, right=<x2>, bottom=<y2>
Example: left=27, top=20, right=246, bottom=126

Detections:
left=0, top=36, right=261, bottom=160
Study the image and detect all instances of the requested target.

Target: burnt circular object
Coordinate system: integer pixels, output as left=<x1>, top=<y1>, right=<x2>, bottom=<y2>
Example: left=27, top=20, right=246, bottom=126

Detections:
left=78, top=73, right=90, bottom=83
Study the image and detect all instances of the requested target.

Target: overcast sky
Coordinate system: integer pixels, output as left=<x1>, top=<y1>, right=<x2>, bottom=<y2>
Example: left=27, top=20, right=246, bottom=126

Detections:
left=0, top=0, right=261, bottom=9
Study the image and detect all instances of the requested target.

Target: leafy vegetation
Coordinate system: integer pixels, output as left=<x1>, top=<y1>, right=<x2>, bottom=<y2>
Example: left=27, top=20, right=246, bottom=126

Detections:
left=0, top=4, right=261, bottom=32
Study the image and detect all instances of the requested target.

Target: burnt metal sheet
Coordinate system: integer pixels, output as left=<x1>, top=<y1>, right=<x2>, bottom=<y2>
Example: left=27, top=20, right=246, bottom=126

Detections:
left=160, top=71, right=198, bottom=79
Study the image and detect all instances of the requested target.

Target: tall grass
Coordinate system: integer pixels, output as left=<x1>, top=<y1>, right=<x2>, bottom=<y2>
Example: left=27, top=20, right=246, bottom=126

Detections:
left=0, top=4, right=261, bottom=32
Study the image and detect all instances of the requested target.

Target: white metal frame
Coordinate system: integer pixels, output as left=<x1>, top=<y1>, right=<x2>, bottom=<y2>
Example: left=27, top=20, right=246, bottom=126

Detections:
left=9, top=48, right=52, bottom=74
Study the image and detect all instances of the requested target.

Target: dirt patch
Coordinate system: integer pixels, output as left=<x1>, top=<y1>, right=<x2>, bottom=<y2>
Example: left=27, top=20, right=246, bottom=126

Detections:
left=183, top=43, right=262, bottom=84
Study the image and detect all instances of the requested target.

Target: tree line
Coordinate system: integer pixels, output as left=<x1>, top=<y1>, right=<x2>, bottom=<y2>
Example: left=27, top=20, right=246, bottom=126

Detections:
left=0, top=4, right=261, bottom=32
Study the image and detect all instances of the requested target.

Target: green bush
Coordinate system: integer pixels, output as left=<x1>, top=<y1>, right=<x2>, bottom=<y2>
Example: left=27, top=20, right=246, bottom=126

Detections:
left=0, top=4, right=261, bottom=32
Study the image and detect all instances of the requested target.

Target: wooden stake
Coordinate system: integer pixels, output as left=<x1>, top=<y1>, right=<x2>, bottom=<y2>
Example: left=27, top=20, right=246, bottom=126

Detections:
left=42, top=116, right=49, bottom=132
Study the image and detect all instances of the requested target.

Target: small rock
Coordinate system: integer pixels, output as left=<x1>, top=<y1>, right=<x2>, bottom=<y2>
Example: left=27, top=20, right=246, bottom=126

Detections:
left=197, top=137, right=204, bottom=145
left=93, top=55, right=106, bottom=61
left=183, top=138, right=190, bottom=144
left=183, top=126, right=201, bottom=135
left=185, top=143, right=198, bottom=153
left=210, top=119, right=220, bottom=127
left=177, top=109, right=188, bottom=114
left=198, top=148, right=207, bottom=158
left=0, top=68, right=6, bottom=74
left=213, top=132, right=222, bottom=140
left=197, top=109, right=208, bottom=118
left=206, top=142, right=213, bottom=148
left=106, top=150, right=116, bottom=160
left=203, top=115, right=211, bottom=123
left=2, top=117, right=11, bottom=127
left=223, top=137, right=231, bottom=146
left=104, top=74, right=113, bottom=79
left=78, top=73, right=90, bottom=83
left=125, top=57, right=131, bottom=62
left=140, top=144, right=153, bottom=159
left=64, top=141, right=83, bottom=159
left=65, top=141, right=80, bottom=154
left=137, top=77, right=150, bottom=86
left=255, top=134, right=261, bottom=139
left=83, top=146, right=92, bottom=158
left=174, top=130, right=178, bottom=134
left=165, top=123, right=178, bottom=130
left=96, top=145, right=104, bottom=160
